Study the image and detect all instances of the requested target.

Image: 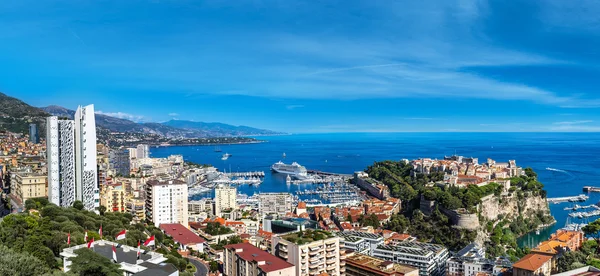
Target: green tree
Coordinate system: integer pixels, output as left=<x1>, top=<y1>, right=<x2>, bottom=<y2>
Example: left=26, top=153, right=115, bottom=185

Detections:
left=98, top=206, right=107, bottom=216
left=209, top=261, right=219, bottom=272
left=0, top=245, right=51, bottom=276
left=72, top=201, right=84, bottom=211
left=583, top=219, right=600, bottom=253
left=68, top=248, right=123, bottom=276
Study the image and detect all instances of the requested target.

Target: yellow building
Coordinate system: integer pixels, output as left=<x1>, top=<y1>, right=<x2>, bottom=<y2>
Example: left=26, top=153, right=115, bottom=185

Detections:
left=100, top=185, right=125, bottom=212
left=125, top=197, right=146, bottom=223
left=12, top=172, right=47, bottom=202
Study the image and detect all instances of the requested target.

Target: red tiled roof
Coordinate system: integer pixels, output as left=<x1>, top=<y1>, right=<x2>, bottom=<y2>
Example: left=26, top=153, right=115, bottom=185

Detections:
left=160, top=223, right=206, bottom=245
left=224, top=243, right=294, bottom=273
left=513, top=253, right=553, bottom=272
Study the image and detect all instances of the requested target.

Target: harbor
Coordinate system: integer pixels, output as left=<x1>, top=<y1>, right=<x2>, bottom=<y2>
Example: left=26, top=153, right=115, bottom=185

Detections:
left=546, top=194, right=589, bottom=204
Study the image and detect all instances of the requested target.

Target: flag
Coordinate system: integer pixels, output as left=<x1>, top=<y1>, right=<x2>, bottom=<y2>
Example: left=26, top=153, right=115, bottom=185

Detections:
left=67, top=232, right=71, bottom=245
left=115, top=230, right=126, bottom=240
left=143, top=235, right=155, bottom=247
left=99, top=224, right=103, bottom=239
left=137, top=240, right=141, bottom=260
left=87, top=237, right=94, bottom=249
left=84, top=231, right=88, bottom=242
left=112, top=245, right=117, bottom=263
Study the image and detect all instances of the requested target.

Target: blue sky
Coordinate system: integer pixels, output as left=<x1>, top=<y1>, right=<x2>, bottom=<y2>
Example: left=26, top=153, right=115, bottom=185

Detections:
left=1, top=0, right=600, bottom=133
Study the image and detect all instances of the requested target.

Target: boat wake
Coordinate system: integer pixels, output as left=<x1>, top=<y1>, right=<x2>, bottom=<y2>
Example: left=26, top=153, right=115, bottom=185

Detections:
left=546, top=167, right=576, bottom=180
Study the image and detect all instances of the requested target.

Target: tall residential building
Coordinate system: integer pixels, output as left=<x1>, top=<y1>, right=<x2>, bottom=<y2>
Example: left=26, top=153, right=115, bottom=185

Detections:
left=224, top=243, right=295, bottom=276
left=46, top=104, right=99, bottom=211
left=12, top=171, right=47, bottom=202
left=258, top=193, right=293, bottom=217
left=109, top=149, right=131, bottom=176
left=215, top=185, right=236, bottom=217
left=373, top=241, right=449, bottom=276
left=272, top=230, right=344, bottom=276
left=136, top=144, right=150, bottom=159
left=29, top=124, right=39, bottom=144
left=146, top=179, right=188, bottom=227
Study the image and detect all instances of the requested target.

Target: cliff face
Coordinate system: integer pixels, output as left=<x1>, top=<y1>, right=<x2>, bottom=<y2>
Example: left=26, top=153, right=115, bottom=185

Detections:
left=479, top=193, right=550, bottom=222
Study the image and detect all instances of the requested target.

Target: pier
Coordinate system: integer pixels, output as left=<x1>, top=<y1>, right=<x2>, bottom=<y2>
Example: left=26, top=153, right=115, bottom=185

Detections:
left=547, top=194, right=589, bottom=204
left=564, top=204, right=600, bottom=211
left=225, top=171, right=265, bottom=178
left=569, top=209, right=600, bottom=218
left=583, top=186, right=600, bottom=193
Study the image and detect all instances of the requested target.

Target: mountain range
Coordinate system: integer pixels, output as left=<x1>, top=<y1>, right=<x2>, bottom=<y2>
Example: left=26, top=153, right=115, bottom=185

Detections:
left=0, top=92, right=281, bottom=138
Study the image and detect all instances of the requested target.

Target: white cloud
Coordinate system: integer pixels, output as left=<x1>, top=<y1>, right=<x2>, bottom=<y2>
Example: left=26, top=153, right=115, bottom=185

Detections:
left=553, top=120, right=594, bottom=125
left=168, top=113, right=179, bottom=116
left=286, top=105, right=304, bottom=110
left=95, top=111, right=145, bottom=122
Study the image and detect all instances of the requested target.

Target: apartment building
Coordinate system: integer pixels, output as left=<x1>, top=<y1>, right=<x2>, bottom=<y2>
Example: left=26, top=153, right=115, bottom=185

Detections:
left=100, top=184, right=125, bottom=212
left=373, top=241, right=449, bottom=276
left=272, top=230, right=344, bottom=276
left=258, top=192, right=293, bottom=217
left=146, top=179, right=188, bottom=227
left=46, top=104, right=99, bottom=211
left=512, top=254, right=553, bottom=276
left=338, top=231, right=385, bottom=255
left=224, top=243, right=294, bottom=276
left=125, top=197, right=145, bottom=223
left=215, top=185, right=236, bottom=217
left=108, top=149, right=130, bottom=176
left=12, top=171, right=47, bottom=202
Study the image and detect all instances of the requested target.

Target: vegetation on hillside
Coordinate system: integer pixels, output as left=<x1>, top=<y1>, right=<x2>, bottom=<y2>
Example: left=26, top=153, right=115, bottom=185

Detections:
left=204, top=222, right=234, bottom=236
left=0, top=92, right=48, bottom=135
left=366, top=160, right=552, bottom=254
left=0, top=198, right=195, bottom=275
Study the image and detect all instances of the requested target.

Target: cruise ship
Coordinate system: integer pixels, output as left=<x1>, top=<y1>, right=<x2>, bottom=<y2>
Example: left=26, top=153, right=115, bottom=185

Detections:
left=271, top=161, right=309, bottom=179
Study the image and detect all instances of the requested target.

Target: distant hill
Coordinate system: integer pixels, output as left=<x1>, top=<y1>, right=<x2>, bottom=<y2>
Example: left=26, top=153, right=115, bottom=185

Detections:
left=0, top=92, right=49, bottom=135
left=41, top=106, right=281, bottom=137
left=162, top=120, right=282, bottom=136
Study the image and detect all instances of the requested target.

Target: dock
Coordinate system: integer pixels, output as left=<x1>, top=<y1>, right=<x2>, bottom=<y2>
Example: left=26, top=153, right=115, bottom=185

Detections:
left=225, top=171, right=265, bottom=178
left=569, top=209, right=600, bottom=218
left=564, top=204, right=600, bottom=211
left=547, top=194, right=589, bottom=204
left=583, top=186, right=600, bottom=193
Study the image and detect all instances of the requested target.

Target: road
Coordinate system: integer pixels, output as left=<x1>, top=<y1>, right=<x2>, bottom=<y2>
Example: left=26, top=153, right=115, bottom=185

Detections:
left=187, top=257, right=208, bottom=276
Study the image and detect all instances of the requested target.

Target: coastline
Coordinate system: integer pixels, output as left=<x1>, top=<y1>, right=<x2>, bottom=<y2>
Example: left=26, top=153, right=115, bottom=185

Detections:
left=153, top=140, right=268, bottom=147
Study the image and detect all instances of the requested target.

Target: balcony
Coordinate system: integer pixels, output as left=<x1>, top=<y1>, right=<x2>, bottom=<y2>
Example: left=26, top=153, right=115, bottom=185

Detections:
left=309, top=256, right=321, bottom=262
left=309, top=246, right=322, bottom=251
left=326, top=252, right=336, bottom=258
left=326, top=246, right=336, bottom=252
left=326, top=258, right=336, bottom=265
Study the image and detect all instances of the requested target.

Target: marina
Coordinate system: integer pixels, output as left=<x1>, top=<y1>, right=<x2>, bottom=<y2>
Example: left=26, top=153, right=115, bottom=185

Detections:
left=583, top=186, right=600, bottom=193
left=546, top=194, right=589, bottom=204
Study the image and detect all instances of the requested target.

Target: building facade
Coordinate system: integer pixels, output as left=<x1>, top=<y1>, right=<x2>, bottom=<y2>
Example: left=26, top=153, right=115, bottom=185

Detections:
left=512, top=254, right=553, bottom=276
left=224, top=243, right=295, bottom=276
left=100, top=185, right=125, bottom=212
left=29, top=123, right=39, bottom=144
left=136, top=144, right=150, bottom=159
left=109, top=148, right=131, bottom=177
left=146, top=179, right=188, bottom=227
left=258, top=193, right=293, bottom=217
left=47, top=105, right=99, bottom=211
left=272, top=230, right=344, bottom=276
left=12, top=171, right=47, bottom=202
left=373, top=241, right=449, bottom=276
left=215, top=185, right=236, bottom=217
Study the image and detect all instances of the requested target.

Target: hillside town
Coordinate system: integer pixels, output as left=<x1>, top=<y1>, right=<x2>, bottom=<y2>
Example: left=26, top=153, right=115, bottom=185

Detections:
left=0, top=107, right=597, bottom=276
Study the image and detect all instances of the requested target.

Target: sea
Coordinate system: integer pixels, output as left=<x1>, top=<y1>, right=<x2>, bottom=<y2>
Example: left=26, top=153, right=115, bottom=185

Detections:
left=150, top=132, right=600, bottom=248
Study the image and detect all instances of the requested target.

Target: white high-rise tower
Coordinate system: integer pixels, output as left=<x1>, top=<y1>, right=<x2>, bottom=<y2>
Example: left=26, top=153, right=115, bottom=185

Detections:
left=46, top=104, right=99, bottom=211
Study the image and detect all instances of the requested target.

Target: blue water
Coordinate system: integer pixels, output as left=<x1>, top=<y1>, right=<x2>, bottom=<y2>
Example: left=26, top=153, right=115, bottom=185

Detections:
left=150, top=132, right=600, bottom=247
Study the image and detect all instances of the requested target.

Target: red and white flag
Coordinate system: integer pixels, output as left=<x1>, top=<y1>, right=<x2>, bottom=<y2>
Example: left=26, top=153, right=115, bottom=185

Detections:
left=99, top=225, right=103, bottom=239
left=84, top=231, right=88, bottom=242
left=67, top=233, right=71, bottom=245
left=112, top=245, right=117, bottom=263
left=87, top=237, right=95, bottom=249
left=137, top=240, right=141, bottom=260
left=143, top=235, right=155, bottom=247
left=115, top=230, right=126, bottom=240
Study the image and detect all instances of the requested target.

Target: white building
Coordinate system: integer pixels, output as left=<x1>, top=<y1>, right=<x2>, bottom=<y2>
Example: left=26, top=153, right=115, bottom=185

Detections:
left=446, top=243, right=496, bottom=276
left=146, top=179, right=189, bottom=227
left=60, top=240, right=178, bottom=276
left=337, top=231, right=384, bottom=255
left=136, top=144, right=150, bottom=159
left=258, top=193, right=294, bottom=218
left=373, top=241, right=449, bottom=276
left=214, top=185, right=236, bottom=217
left=272, top=230, right=344, bottom=276
left=46, top=104, right=99, bottom=211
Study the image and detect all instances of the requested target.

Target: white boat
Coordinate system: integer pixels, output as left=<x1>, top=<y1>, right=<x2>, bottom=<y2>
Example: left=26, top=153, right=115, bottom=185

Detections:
left=221, top=153, right=232, bottom=160
left=271, top=161, right=308, bottom=179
